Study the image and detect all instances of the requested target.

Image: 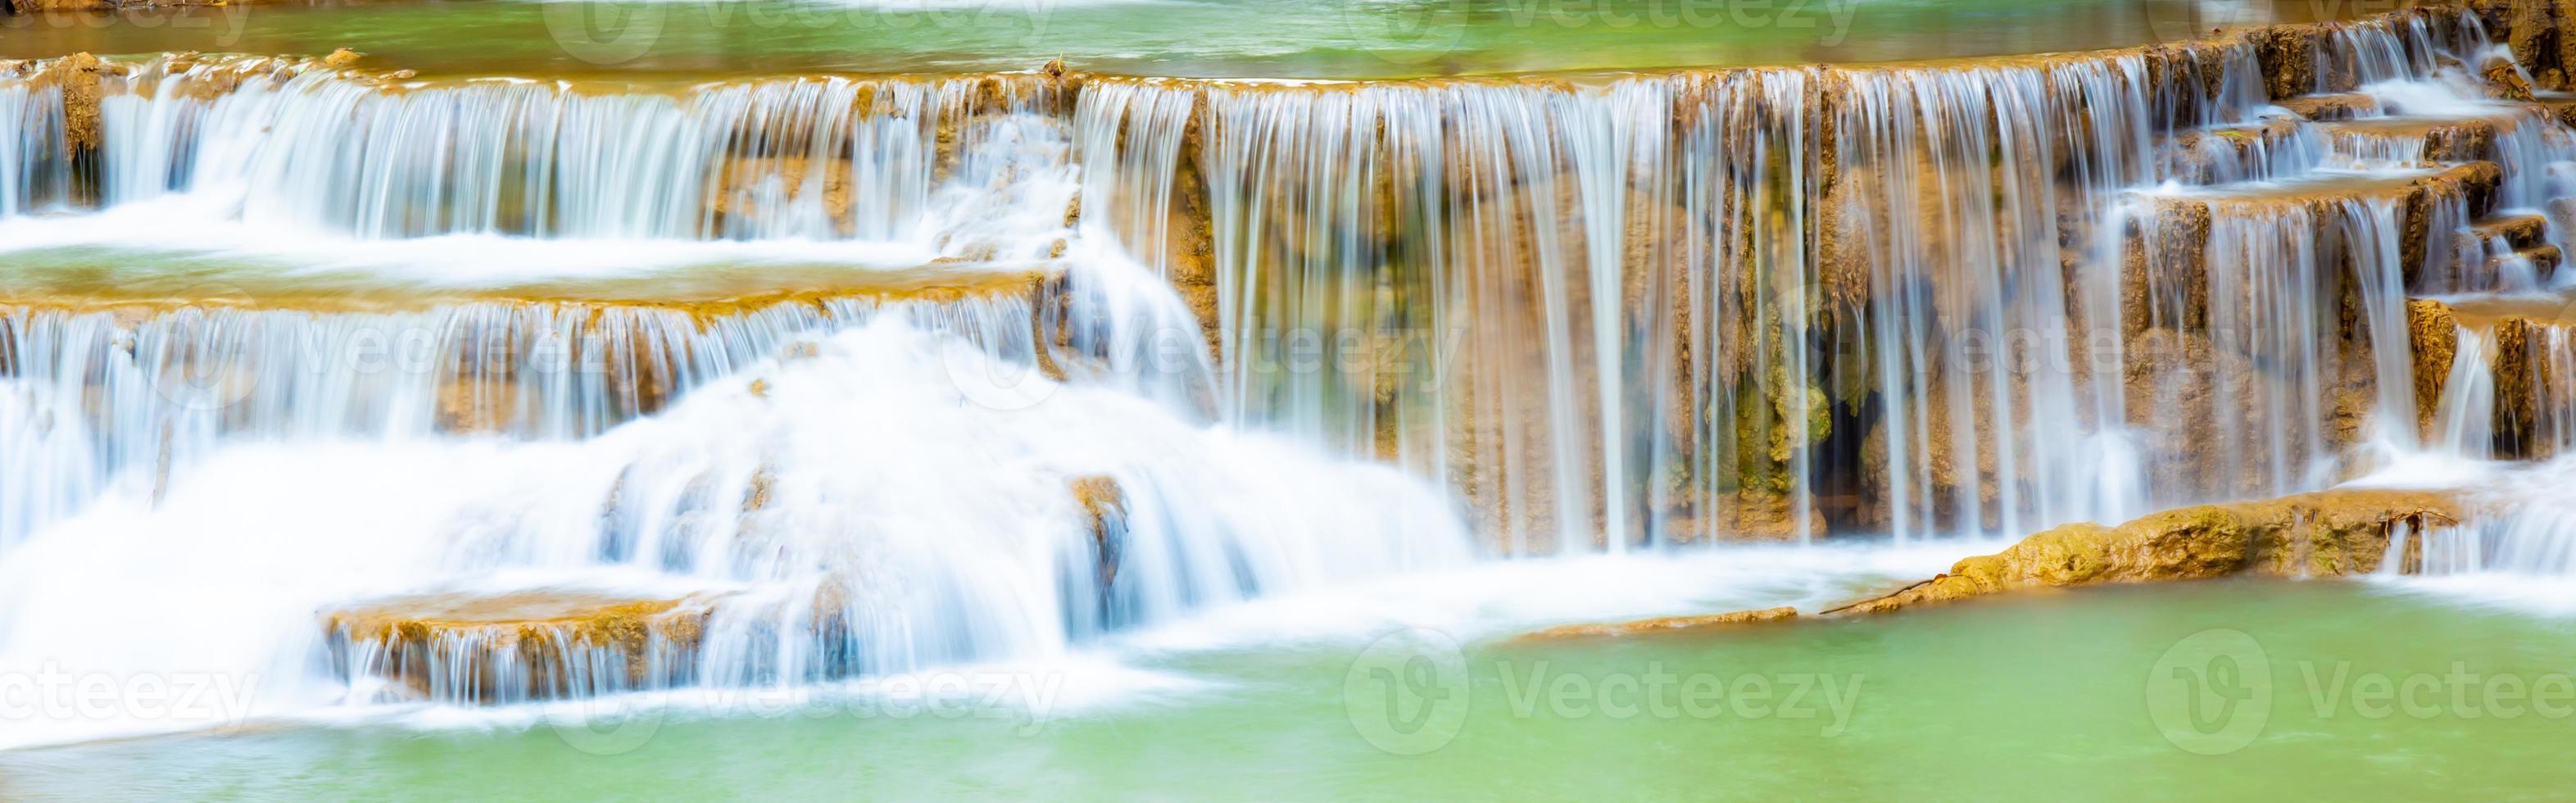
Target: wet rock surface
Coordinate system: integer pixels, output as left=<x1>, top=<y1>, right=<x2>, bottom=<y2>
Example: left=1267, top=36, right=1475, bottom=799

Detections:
left=324, top=591, right=719, bottom=704
left=1825, top=489, right=2461, bottom=615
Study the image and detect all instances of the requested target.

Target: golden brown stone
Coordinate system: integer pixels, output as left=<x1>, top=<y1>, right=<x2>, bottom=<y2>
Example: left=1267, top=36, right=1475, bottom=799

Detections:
left=1070, top=475, right=1126, bottom=587
left=2272, top=93, right=2378, bottom=121
left=1825, top=488, right=2461, bottom=615
left=324, top=591, right=719, bottom=701
left=2409, top=298, right=2460, bottom=433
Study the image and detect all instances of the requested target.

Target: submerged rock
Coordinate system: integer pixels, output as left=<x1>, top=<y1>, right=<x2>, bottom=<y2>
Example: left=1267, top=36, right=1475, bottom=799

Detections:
left=1512, top=606, right=1797, bottom=642
left=1825, top=489, right=2460, bottom=615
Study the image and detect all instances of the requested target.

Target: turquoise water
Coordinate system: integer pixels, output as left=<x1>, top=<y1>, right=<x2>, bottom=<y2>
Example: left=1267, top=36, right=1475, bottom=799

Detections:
left=8, top=579, right=2571, bottom=801
left=4, top=0, right=2363, bottom=79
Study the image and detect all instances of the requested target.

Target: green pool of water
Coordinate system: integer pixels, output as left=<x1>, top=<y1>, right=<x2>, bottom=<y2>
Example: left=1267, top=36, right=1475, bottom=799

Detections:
left=3, top=0, right=2366, bottom=79
left=8, top=578, right=2571, bottom=801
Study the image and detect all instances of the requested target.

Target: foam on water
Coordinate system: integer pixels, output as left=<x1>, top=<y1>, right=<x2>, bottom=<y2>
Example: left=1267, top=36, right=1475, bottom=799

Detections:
left=10, top=2, right=2576, bottom=755
left=1116, top=541, right=1982, bottom=655
left=0, top=315, right=1472, bottom=748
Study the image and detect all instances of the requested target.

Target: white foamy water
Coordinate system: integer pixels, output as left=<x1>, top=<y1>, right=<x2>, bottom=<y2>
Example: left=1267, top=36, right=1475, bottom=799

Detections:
left=0, top=315, right=1471, bottom=749
left=1115, top=541, right=1981, bottom=655
left=7, top=1, right=2576, bottom=755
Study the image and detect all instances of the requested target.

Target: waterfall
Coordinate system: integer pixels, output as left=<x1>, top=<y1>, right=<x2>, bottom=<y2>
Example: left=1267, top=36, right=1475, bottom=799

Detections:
left=0, top=312, right=1471, bottom=724
left=10, top=0, right=2576, bottom=745
left=2, top=82, right=66, bottom=215
left=2432, top=324, right=2501, bottom=457
left=66, top=57, right=1086, bottom=262
left=0, top=8, right=2531, bottom=553
left=2420, top=311, right=2576, bottom=460
left=0, top=293, right=1091, bottom=546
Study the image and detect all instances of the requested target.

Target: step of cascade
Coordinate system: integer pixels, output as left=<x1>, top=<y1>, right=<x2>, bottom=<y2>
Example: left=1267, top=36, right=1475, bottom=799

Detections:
left=2429, top=211, right=2563, bottom=291
left=2159, top=117, right=2318, bottom=184
left=2318, top=110, right=2524, bottom=164
left=324, top=590, right=723, bottom=704
left=0, top=264, right=1085, bottom=547
left=325, top=475, right=1132, bottom=705
left=2406, top=296, right=2576, bottom=460
left=2116, top=161, right=2501, bottom=480
left=0, top=4, right=2562, bottom=565
left=2464, top=211, right=2552, bottom=251
left=2133, top=161, right=2505, bottom=295
left=2275, top=92, right=2381, bottom=121
left=2533, top=93, right=2576, bottom=128
left=0, top=264, right=1073, bottom=439
left=2506, top=243, right=2564, bottom=277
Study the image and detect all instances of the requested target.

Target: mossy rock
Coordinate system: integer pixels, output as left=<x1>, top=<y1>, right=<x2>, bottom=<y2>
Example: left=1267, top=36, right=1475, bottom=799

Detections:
left=1826, top=488, right=2462, bottom=615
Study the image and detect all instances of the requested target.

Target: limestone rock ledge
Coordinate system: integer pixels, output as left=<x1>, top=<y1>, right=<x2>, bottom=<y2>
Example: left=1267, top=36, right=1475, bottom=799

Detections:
left=2406, top=296, right=2576, bottom=459
left=324, top=591, right=720, bottom=704
left=1825, top=488, right=2460, bottom=615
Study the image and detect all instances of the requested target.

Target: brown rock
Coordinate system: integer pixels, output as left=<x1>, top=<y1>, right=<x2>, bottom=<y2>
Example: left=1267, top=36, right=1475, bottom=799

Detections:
left=2271, top=93, right=2377, bottom=121
left=1070, top=475, right=1126, bottom=588
left=2409, top=298, right=2460, bottom=433
left=1513, top=606, right=1798, bottom=642
left=324, top=591, right=718, bottom=703
left=31, top=53, right=103, bottom=153
left=2485, top=56, right=2540, bottom=102
left=1825, top=488, right=2462, bottom=615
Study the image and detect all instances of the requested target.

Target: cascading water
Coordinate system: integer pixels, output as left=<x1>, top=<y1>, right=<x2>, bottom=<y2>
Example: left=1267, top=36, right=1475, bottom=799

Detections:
left=0, top=56, right=1475, bottom=747
left=12, top=1, right=2576, bottom=751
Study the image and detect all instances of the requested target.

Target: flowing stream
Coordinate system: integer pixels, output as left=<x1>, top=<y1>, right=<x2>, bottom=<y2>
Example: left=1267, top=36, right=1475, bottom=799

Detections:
left=3, top=1, right=2576, bottom=774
